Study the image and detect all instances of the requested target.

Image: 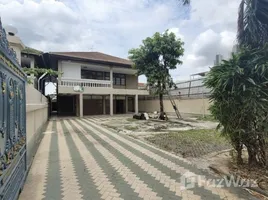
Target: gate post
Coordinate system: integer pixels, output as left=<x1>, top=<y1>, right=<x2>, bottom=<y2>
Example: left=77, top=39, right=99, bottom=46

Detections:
left=0, top=19, right=27, bottom=200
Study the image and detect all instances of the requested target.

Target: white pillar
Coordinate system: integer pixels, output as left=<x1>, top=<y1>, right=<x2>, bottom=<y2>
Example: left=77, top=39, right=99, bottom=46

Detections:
left=110, top=67, right=113, bottom=88
left=125, top=96, right=128, bottom=113
left=29, top=57, right=35, bottom=83
left=103, top=96, right=106, bottom=115
left=110, top=94, right=113, bottom=116
left=79, top=93, right=83, bottom=117
left=135, top=94, right=138, bottom=114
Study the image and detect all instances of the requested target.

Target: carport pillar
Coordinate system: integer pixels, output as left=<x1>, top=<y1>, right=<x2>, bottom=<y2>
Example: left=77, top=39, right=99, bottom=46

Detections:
left=103, top=96, right=106, bottom=115
left=125, top=96, right=128, bottom=113
left=79, top=93, right=83, bottom=117
left=135, top=94, right=138, bottom=114
left=110, top=94, right=113, bottom=116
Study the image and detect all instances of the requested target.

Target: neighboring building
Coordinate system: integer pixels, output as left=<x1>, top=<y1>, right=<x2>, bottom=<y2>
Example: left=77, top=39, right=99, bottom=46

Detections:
left=232, top=44, right=239, bottom=54
left=171, top=71, right=210, bottom=97
left=214, top=54, right=223, bottom=66
left=42, top=52, right=149, bottom=116
left=5, top=25, right=25, bottom=65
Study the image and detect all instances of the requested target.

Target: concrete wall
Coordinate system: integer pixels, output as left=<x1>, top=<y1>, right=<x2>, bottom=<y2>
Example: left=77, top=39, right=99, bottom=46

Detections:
left=126, top=74, right=138, bottom=89
left=26, top=85, right=48, bottom=168
left=59, top=61, right=81, bottom=79
left=58, top=86, right=149, bottom=95
left=7, top=34, right=24, bottom=65
left=139, top=98, right=211, bottom=116
left=11, top=46, right=22, bottom=65
left=59, top=60, right=139, bottom=90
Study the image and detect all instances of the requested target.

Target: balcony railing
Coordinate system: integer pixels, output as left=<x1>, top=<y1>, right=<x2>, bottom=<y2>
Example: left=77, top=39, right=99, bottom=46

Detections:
left=59, top=79, right=111, bottom=88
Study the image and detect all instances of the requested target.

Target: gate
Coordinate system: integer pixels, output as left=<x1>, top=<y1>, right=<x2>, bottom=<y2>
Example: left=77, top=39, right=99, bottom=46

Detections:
left=0, top=20, right=27, bottom=199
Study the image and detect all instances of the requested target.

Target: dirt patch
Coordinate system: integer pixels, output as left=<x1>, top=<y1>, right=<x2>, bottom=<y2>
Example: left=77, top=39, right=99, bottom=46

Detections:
left=145, top=129, right=231, bottom=158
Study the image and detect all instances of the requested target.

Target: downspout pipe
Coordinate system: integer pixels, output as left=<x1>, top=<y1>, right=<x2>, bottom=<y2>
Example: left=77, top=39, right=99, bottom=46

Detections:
left=38, top=72, right=48, bottom=92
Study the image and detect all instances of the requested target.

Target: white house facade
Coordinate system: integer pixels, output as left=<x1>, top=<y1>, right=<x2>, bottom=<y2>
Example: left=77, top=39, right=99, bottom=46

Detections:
left=50, top=52, right=149, bottom=117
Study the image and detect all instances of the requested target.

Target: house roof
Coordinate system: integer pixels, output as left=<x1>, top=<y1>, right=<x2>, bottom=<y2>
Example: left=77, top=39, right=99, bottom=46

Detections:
left=49, top=51, right=133, bottom=67
left=22, top=46, right=43, bottom=56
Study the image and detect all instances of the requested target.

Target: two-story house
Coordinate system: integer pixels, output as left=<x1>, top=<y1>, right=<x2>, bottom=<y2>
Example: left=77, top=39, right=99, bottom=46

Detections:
left=42, top=52, right=149, bottom=117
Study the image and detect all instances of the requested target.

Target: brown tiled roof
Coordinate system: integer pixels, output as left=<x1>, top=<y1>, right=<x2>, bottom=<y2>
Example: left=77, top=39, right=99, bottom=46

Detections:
left=50, top=51, right=133, bottom=66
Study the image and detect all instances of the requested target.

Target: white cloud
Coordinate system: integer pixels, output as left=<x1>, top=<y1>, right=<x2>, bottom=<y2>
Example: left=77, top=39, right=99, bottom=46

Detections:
left=168, top=28, right=184, bottom=40
left=0, top=0, right=240, bottom=83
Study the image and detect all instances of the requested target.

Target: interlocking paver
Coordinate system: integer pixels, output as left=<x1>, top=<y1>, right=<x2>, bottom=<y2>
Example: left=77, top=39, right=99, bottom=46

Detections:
left=19, top=116, right=259, bottom=200
left=70, top=119, right=160, bottom=200
left=78, top=119, right=202, bottom=200
left=19, top=122, right=53, bottom=200
left=84, top=118, right=251, bottom=200
left=57, top=121, right=83, bottom=200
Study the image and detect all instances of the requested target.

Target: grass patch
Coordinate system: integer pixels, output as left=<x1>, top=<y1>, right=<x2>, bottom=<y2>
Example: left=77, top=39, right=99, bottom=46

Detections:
left=197, top=115, right=218, bottom=122
left=145, top=129, right=231, bottom=157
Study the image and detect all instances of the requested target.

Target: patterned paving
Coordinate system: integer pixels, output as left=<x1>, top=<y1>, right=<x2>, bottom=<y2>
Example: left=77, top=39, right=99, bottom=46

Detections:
left=19, top=116, right=258, bottom=200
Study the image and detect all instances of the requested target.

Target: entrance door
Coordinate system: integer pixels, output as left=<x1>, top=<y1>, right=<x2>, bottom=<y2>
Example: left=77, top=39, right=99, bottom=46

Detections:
left=116, top=100, right=124, bottom=114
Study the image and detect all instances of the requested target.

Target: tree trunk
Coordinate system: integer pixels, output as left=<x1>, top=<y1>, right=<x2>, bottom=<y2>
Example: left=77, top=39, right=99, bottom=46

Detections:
left=231, top=136, right=243, bottom=165
left=159, top=93, right=164, bottom=113
left=247, top=146, right=258, bottom=167
left=244, top=133, right=266, bottom=168
left=236, top=145, right=243, bottom=165
left=159, top=93, right=167, bottom=120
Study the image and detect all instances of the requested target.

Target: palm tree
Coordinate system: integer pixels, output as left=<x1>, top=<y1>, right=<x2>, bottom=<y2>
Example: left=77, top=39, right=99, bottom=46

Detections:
left=237, top=0, right=268, bottom=48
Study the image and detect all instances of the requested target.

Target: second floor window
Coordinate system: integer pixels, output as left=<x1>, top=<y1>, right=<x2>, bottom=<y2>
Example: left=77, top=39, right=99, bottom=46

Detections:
left=81, top=69, right=126, bottom=86
left=113, top=74, right=126, bottom=86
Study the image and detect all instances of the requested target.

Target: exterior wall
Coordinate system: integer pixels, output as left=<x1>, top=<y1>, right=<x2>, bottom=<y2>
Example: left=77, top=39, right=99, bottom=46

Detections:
left=126, top=74, right=138, bottom=89
left=11, top=45, right=22, bottom=65
left=26, top=85, right=48, bottom=168
left=7, top=34, right=24, bottom=65
left=58, top=60, right=141, bottom=93
left=58, top=86, right=149, bottom=95
left=59, top=61, right=81, bottom=79
left=139, top=98, right=211, bottom=116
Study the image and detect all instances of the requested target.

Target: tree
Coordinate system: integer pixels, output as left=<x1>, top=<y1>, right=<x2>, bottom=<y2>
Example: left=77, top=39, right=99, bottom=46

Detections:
left=128, top=30, right=184, bottom=117
left=204, top=45, right=268, bottom=167
left=237, top=0, right=268, bottom=48
left=204, top=0, right=268, bottom=168
left=23, top=67, right=60, bottom=84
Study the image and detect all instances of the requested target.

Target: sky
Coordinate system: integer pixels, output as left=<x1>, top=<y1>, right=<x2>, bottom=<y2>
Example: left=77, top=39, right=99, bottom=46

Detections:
left=0, top=0, right=240, bottom=84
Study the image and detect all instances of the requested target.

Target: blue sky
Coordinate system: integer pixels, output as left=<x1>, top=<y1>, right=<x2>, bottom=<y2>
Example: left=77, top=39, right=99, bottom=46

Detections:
left=0, top=0, right=240, bottom=84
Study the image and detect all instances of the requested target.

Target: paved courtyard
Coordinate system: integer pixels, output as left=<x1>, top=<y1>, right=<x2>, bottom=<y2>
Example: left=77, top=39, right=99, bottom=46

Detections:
left=19, top=116, right=257, bottom=200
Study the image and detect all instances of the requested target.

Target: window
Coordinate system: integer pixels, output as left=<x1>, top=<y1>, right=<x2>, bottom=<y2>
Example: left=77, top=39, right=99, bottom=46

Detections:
left=113, top=73, right=126, bottom=86
left=81, top=69, right=109, bottom=80
left=104, top=72, right=110, bottom=80
left=81, top=69, right=126, bottom=86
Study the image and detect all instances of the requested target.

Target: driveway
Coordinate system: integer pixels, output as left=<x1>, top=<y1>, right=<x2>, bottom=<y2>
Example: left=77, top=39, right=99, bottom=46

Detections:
left=19, top=116, right=257, bottom=200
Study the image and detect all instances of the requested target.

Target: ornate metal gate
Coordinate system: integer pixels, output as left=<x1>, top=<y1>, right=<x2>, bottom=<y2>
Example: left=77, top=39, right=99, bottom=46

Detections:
left=0, top=20, right=27, bottom=199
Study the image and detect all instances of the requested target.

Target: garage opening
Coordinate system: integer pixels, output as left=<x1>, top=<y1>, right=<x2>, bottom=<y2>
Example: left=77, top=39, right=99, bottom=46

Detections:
left=57, top=95, right=77, bottom=116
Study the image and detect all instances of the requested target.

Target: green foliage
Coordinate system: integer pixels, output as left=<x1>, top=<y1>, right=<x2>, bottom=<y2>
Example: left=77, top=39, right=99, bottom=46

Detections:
left=23, top=67, right=61, bottom=84
left=23, top=67, right=60, bottom=77
left=128, top=30, right=184, bottom=112
left=204, top=45, right=268, bottom=166
left=197, top=115, right=218, bottom=122
left=237, top=0, right=268, bottom=48
left=21, top=47, right=43, bottom=55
